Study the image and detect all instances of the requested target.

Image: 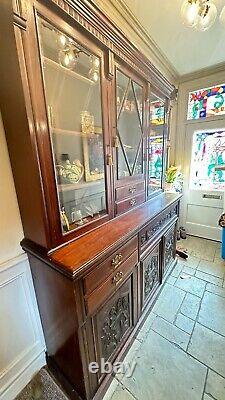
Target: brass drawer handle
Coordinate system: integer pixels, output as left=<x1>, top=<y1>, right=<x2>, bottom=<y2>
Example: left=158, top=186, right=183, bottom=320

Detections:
left=129, top=186, right=136, bottom=194
left=130, top=198, right=137, bottom=207
left=112, top=271, right=124, bottom=285
left=111, top=253, right=123, bottom=268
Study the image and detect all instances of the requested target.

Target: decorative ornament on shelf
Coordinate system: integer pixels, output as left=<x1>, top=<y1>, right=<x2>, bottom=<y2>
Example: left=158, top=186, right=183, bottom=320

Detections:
left=56, top=155, right=84, bottom=184
left=81, top=111, right=95, bottom=135
left=181, top=0, right=221, bottom=31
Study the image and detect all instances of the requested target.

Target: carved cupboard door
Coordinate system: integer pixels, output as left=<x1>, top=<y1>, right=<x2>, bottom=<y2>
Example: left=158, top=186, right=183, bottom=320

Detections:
left=163, top=223, right=177, bottom=275
left=141, top=243, right=160, bottom=307
left=93, top=276, right=134, bottom=368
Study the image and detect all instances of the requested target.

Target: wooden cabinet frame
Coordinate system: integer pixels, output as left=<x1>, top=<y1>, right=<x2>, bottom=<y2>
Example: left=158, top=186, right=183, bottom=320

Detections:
left=0, top=0, right=175, bottom=251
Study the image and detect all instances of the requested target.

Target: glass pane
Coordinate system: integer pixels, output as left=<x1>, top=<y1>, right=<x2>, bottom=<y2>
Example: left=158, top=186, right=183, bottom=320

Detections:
left=148, top=94, right=165, bottom=195
left=132, top=81, right=143, bottom=121
left=190, top=130, right=225, bottom=191
left=116, top=70, right=129, bottom=115
left=188, top=84, right=225, bottom=120
left=116, top=71, right=143, bottom=179
left=38, top=18, right=107, bottom=233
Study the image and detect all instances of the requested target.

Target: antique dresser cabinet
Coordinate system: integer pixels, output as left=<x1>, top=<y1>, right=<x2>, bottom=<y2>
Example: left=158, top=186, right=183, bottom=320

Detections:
left=0, top=1, right=181, bottom=399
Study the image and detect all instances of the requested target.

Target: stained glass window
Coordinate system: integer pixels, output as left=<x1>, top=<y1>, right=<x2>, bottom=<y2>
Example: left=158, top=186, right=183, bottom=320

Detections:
left=188, top=84, right=225, bottom=120
left=148, top=136, right=163, bottom=189
left=148, top=94, right=165, bottom=194
left=150, top=100, right=165, bottom=125
left=190, top=130, right=225, bottom=191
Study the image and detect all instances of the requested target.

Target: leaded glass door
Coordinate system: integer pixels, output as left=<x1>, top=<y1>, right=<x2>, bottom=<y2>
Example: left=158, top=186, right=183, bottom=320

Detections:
left=115, top=68, right=145, bottom=182
left=183, top=120, right=225, bottom=241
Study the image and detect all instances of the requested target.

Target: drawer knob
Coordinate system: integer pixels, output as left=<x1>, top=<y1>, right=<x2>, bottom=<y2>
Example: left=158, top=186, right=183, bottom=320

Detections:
left=129, top=186, right=136, bottom=194
left=130, top=198, right=137, bottom=207
left=112, top=271, right=124, bottom=285
left=111, top=253, right=123, bottom=268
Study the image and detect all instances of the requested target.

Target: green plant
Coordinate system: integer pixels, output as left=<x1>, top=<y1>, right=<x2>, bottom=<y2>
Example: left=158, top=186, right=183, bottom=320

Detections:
left=165, top=165, right=179, bottom=183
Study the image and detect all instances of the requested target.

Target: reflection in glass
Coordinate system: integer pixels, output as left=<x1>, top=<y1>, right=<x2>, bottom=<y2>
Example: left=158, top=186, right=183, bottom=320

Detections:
left=38, top=18, right=107, bottom=233
left=148, top=94, right=165, bottom=195
left=116, top=70, right=143, bottom=179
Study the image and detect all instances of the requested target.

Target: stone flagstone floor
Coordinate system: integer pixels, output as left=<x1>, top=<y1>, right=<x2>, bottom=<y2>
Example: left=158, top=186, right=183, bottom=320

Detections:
left=103, top=236, right=225, bottom=400
left=16, top=236, right=225, bottom=400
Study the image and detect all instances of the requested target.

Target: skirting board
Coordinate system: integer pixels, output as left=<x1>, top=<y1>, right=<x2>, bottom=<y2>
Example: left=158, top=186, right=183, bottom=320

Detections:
left=0, top=253, right=46, bottom=400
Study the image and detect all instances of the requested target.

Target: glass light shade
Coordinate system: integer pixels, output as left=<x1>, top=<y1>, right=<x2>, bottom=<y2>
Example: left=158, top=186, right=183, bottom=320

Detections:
left=58, top=49, right=77, bottom=70
left=88, top=68, right=99, bottom=83
left=219, top=5, right=225, bottom=26
left=181, top=0, right=199, bottom=27
left=195, top=2, right=217, bottom=31
left=90, top=56, right=100, bottom=69
left=57, top=34, right=70, bottom=50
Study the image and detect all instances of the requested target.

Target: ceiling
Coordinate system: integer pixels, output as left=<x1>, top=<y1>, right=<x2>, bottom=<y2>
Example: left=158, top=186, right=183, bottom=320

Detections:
left=122, top=0, right=225, bottom=76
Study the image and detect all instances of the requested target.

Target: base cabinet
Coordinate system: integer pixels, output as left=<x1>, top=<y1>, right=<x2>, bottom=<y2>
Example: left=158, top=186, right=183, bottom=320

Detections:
left=25, top=196, right=180, bottom=400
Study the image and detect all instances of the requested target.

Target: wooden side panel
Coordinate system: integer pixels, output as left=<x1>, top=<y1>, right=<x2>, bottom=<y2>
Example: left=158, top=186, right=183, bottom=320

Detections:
left=28, top=255, right=87, bottom=399
left=0, top=1, right=50, bottom=248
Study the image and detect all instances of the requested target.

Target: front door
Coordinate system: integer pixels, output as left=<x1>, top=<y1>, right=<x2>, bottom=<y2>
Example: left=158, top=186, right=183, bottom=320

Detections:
left=183, top=120, right=225, bottom=241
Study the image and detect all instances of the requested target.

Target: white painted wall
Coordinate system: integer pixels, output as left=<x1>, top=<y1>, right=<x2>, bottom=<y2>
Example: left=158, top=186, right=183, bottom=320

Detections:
left=175, top=71, right=225, bottom=226
left=0, top=112, right=45, bottom=400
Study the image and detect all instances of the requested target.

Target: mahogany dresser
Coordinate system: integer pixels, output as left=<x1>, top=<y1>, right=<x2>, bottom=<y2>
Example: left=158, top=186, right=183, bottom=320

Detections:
left=0, top=0, right=180, bottom=399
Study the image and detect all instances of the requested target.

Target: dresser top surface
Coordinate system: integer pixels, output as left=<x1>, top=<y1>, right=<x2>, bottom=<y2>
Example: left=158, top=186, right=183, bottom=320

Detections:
left=48, top=193, right=181, bottom=278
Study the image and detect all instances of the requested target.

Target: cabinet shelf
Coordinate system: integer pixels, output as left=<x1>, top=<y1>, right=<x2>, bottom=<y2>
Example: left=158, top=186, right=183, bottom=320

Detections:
left=58, top=180, right=103, bottom=192
left=43, top=56, right=95, bottom=86
left=51, top=128, right=102, bottom=137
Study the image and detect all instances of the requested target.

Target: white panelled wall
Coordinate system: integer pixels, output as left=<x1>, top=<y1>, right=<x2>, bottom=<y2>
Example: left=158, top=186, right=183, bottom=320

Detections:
left=0, top=112, right=46, bottom=400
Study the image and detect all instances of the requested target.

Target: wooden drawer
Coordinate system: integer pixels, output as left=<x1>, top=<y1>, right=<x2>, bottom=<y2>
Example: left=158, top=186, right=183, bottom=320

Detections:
left=139, top=203, right=178, bottom=249
left=115, top=192, right=145, bottom=215
left=85, top=250, right=138, bottom=315
left=115, top=181, right=145, bottom=201
left=83, top=236, right=138, bottom=295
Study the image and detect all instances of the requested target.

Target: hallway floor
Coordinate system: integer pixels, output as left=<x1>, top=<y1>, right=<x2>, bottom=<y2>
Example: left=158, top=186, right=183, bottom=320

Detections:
left=103, top=236, right=225, bottom=400
left=16, top=236, right=225, bottom=400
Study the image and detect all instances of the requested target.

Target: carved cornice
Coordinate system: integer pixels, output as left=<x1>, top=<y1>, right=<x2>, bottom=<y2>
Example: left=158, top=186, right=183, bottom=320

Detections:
left=38, top=0, right=175, bottom=97
left=95, top=0, right=178, bottom=83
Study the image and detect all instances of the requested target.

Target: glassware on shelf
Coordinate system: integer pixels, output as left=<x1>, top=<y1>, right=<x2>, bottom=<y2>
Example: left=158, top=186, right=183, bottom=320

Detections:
left=71, top=209, right=86, bottom=226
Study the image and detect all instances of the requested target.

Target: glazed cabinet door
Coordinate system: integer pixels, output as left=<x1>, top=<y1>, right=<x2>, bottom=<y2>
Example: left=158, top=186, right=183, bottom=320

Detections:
left=141, top=243, right=161, bottom=309
left=147, top=88, right=169, bottom=197
left=30, top=11, right=113, bottom=245
left=163, top=223, right=177, bottom=275
left=113, top=63, right=147, bottom=215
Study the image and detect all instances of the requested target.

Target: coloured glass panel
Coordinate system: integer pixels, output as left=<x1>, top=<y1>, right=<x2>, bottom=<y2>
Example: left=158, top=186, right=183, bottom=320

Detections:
left=148, top=94, right=165, bottom=194
left=188, top=84, right=225, bottom=120
left=190, top=130, right=225, bottom=191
